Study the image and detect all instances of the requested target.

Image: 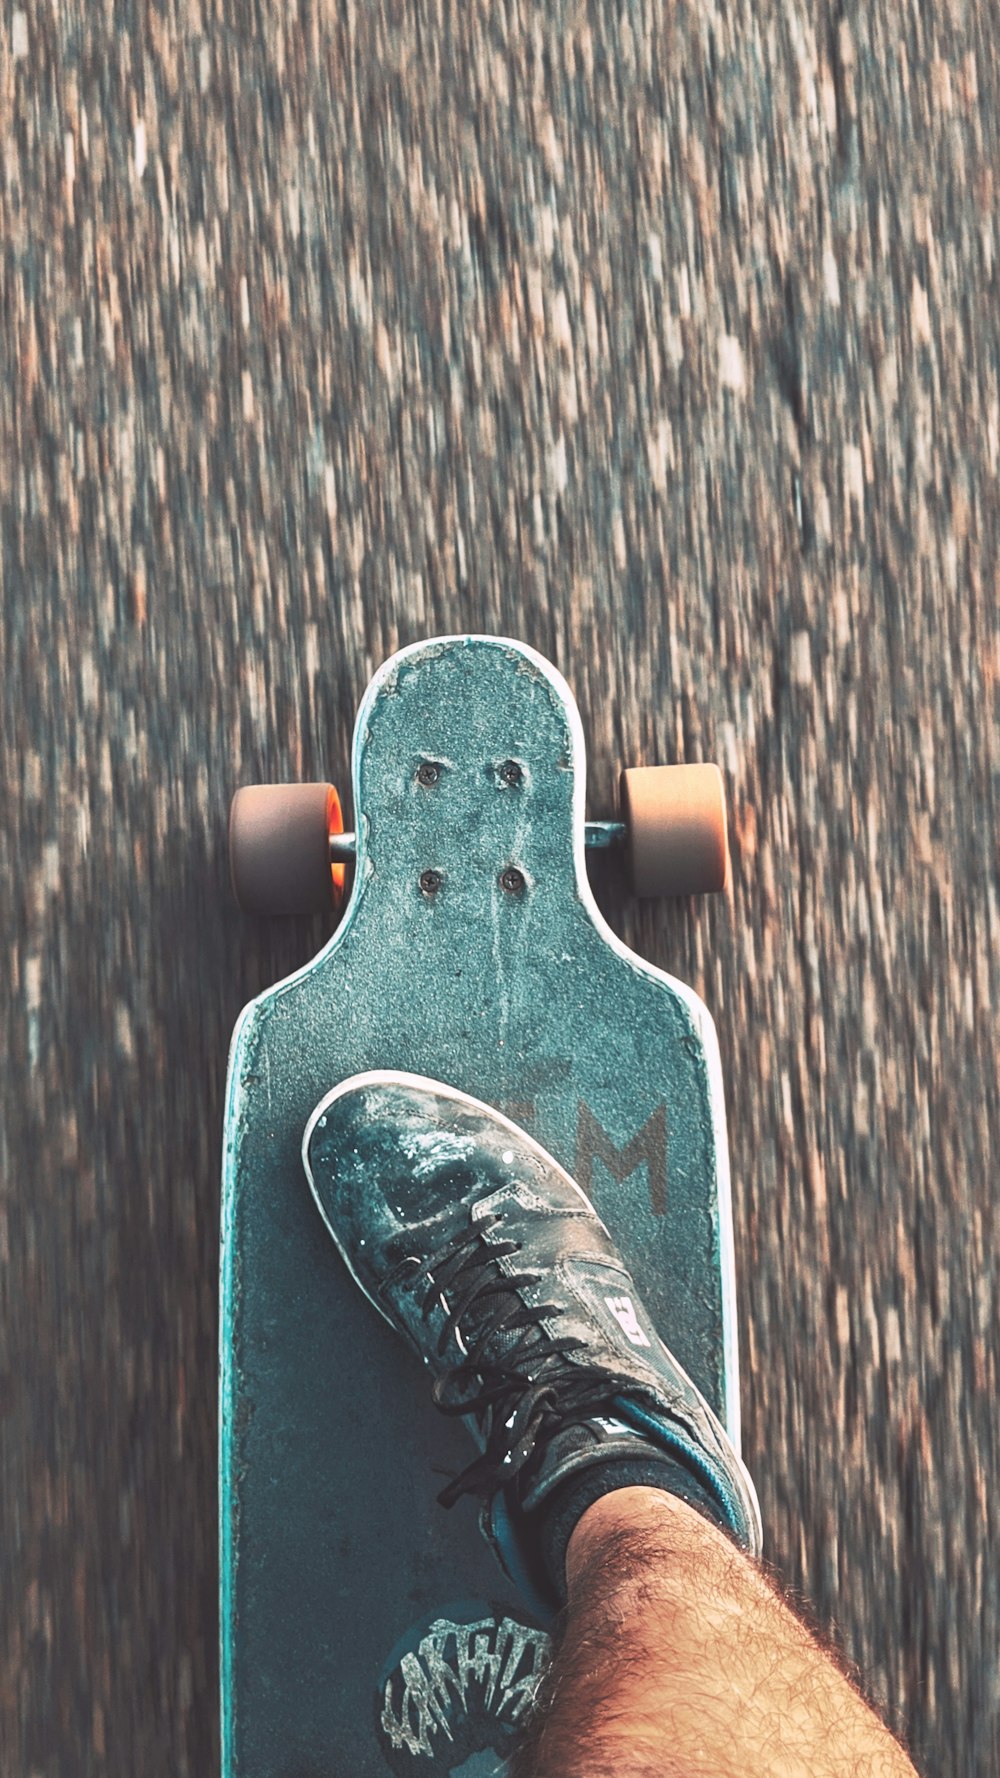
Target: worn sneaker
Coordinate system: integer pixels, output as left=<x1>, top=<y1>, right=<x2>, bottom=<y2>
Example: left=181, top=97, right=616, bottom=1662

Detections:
left=303, top=1071, right=762, bottom=1603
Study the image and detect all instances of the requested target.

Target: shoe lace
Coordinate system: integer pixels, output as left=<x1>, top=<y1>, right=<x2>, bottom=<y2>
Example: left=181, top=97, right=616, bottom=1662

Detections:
left=408, top=1214, right=631, bottom=1509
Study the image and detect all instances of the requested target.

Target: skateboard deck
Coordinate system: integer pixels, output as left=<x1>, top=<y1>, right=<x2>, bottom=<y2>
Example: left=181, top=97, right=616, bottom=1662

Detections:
left=220, top=635, right=743, bottom=1778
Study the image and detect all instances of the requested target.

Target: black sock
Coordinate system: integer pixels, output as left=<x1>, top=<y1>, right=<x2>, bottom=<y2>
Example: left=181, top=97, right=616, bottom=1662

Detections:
left=533, top=1451, right=726, bottom=1606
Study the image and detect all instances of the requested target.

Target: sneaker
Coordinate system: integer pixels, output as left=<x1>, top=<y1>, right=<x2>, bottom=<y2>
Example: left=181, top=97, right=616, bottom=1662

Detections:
left=302, top=1071, right=762, bottom=1600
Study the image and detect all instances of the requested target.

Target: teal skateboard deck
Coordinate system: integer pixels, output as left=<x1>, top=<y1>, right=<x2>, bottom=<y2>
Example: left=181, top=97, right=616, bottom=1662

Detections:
left=220, top=635, right=744, bottom=1777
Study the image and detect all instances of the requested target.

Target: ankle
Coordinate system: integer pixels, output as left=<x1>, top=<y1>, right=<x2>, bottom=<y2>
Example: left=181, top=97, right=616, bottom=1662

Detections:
left=531, top=1442, right=734, bottom=1609
left=566, top=1484, right=734, bottom=1591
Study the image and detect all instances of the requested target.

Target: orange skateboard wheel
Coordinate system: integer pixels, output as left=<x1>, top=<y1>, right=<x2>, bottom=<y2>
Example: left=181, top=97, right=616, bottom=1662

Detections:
left=229, top=782, right=346, bottom=916
left=620, top=764, right=729, bottom=897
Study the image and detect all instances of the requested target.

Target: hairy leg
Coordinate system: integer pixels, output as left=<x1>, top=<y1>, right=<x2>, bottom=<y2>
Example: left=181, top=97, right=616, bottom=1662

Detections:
left=511, top=1487, right=919, bottom=1778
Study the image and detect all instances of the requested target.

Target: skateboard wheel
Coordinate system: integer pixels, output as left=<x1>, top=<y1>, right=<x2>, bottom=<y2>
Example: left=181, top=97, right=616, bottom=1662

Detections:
left=229, top=783, right=346, bottom=915
left=620, top=764, right=729, bottom=897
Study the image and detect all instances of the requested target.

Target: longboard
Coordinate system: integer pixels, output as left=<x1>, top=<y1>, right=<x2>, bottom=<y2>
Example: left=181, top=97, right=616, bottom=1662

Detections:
left=220, top=635, right=743, bottom=1777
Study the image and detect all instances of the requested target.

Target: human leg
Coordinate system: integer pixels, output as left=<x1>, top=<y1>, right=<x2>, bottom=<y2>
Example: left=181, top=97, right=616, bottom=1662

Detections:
left=510, top=1486, right=919, bottom=1778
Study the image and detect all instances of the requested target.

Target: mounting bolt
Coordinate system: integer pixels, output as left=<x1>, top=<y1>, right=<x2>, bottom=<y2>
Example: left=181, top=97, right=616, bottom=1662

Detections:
left=498, top=761, right=523, bottom=787
left=419, top=868, right=444, bottom=896
left=499, top=866, right=526, bottom=895
left=416, top=762, right=441, bottom=787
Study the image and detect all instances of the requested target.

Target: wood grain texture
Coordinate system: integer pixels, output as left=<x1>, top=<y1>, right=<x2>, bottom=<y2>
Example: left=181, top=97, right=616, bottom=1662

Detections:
left=1, top=1, right=997, bottom=1773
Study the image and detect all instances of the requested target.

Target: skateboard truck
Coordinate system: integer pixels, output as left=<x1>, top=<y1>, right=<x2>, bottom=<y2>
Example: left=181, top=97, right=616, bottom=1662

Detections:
left=330, top=820, right=625, bottom=859
left=230, top=763, right=730, bottom=915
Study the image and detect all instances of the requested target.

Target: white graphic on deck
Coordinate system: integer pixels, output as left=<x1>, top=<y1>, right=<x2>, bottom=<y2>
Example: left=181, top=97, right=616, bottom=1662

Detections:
left=381, top=1614, right=551, bottom=1760
left=604, top=1295, right=651, bottom=1347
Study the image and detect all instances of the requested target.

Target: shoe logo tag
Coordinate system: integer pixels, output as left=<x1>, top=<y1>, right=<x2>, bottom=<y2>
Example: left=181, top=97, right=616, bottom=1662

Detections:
left=604, top=1295, right=651, bottom=1347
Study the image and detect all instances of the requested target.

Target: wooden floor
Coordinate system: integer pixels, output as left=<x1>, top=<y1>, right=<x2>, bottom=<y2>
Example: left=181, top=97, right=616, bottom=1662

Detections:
left=1, top=2, right=997, bottom=1772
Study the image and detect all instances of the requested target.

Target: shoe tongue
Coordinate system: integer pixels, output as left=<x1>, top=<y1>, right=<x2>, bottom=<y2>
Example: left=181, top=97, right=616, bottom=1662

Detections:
left=457, top=1254, right=535, bottom=1370
left=458, top=1280, right=535, bottom=1366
